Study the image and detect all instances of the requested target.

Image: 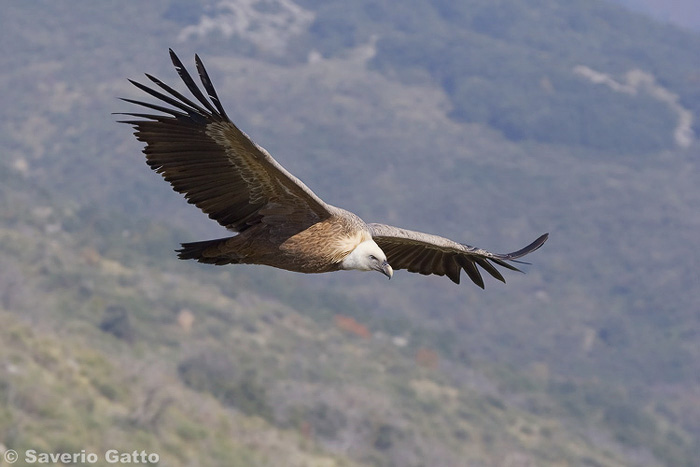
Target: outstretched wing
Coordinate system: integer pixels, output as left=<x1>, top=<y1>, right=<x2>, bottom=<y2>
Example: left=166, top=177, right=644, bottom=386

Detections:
left=369, top=223, right=548, bottom=288
left=117, top=49, right=332, bottom=233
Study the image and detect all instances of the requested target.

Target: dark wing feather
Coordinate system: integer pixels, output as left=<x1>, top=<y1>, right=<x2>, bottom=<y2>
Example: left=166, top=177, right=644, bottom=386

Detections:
left=117, top=49, right=332, bottom=233
left=369, top=223, right=548, bottom=288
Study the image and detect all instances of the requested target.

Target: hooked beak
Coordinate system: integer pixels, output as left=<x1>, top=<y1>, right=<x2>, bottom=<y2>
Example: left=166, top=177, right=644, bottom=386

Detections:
left=380, top=261, right=393, bottom=279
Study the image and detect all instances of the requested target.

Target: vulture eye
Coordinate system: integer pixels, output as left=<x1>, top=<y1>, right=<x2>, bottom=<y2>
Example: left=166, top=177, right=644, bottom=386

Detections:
left=369, top=255, right=377, bottom=261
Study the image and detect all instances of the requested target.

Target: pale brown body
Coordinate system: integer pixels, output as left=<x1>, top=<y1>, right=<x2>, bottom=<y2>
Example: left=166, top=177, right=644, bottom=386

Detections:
left=183, top=208, right=371, bottom=274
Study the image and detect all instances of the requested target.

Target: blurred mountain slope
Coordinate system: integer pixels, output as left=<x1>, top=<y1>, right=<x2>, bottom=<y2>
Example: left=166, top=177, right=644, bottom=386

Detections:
left=612, top=0, right=700, bottom=31
left=1, top=0, right=699, bottom=465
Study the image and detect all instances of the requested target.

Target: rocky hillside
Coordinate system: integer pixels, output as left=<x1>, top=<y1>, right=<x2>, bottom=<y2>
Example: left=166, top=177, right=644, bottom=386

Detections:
left=1, top=1, right=699, bottom=465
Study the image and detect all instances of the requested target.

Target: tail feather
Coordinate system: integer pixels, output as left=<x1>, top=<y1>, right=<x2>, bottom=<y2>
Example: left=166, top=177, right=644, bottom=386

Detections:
left=177, top=237, right=238, bottom=265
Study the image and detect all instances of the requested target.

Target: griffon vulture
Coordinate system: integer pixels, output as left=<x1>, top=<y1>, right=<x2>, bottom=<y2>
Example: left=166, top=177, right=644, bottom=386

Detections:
left=119, top=50, right=548, bottom=287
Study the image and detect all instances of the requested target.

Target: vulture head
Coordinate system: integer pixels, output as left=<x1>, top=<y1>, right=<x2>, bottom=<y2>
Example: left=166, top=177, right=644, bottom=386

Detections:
left=341, top=240, right=393, bottom=279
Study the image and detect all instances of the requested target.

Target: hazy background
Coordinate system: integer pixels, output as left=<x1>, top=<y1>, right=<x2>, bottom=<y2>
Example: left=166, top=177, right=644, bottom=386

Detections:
left=1, top=1, right=699, bottom=465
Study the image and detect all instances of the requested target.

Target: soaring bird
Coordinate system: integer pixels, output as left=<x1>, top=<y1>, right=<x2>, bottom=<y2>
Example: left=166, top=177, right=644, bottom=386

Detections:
left=119, top=50, right=548, bottom=288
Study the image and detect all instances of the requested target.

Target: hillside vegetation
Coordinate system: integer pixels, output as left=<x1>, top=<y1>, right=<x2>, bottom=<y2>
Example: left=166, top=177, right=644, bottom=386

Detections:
left=1, top=1, right=699, bottom=465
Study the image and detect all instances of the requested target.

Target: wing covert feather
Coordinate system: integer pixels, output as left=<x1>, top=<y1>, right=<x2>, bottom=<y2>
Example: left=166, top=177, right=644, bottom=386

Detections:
left=118, top=49, right=332, bottom=233
left=369, top=223, right=548, bottom=287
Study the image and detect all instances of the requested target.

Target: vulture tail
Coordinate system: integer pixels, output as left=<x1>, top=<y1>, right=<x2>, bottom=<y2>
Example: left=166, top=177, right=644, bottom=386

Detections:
left=177, top=237, right=239, bottom=265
